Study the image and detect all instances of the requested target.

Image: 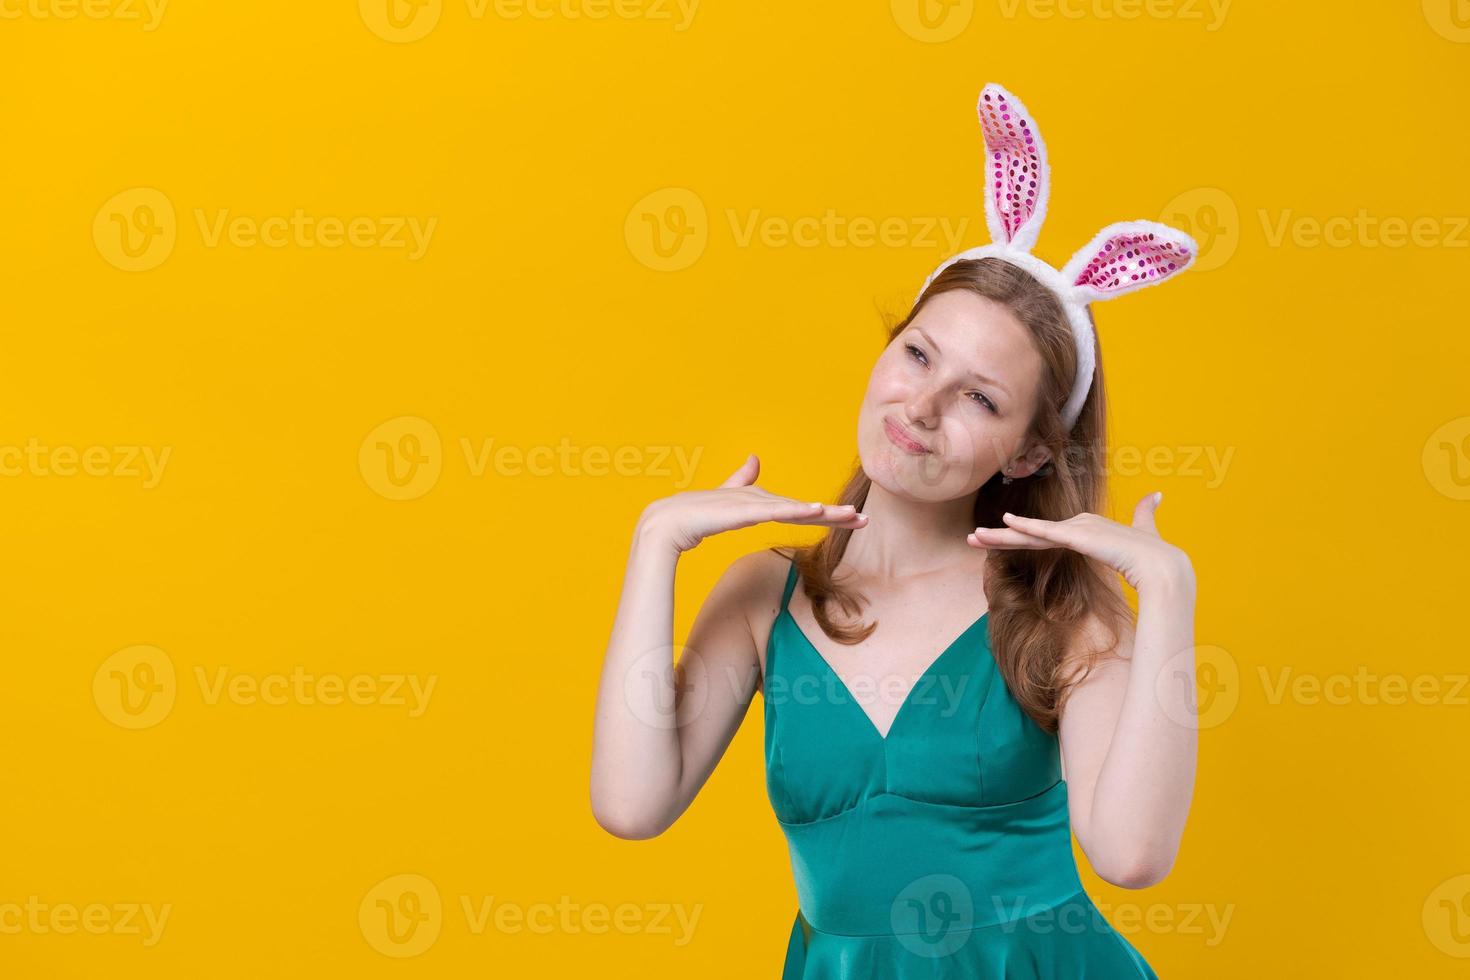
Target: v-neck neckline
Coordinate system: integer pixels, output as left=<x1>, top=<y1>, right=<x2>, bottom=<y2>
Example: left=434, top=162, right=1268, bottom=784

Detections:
left=778, top=603, right=990, bottom=743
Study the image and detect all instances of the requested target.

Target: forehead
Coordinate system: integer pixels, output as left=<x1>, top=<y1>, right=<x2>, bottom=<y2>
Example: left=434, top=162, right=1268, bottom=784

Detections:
left=908, top=289, right=1037, bottom=364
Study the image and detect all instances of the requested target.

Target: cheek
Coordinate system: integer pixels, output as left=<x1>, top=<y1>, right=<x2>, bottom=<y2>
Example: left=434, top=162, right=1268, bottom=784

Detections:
left=865, top=355, right=912, bottom=401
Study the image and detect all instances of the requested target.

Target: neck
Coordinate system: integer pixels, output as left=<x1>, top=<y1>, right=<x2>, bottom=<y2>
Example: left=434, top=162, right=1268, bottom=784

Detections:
left=840, top=480, right=985, bottom=580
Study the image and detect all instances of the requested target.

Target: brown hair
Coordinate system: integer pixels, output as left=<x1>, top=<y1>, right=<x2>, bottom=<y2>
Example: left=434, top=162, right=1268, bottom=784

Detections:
left=769, top=257, right=1132, bottom=734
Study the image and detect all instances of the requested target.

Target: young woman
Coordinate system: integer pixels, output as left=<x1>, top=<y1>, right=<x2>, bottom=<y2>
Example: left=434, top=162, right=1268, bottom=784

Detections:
left=591, top=84, right=1200, bottom=977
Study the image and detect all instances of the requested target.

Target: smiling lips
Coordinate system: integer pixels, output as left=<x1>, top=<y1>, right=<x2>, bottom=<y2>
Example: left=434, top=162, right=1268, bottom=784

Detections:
left=883, top=417, right=932, bottom=455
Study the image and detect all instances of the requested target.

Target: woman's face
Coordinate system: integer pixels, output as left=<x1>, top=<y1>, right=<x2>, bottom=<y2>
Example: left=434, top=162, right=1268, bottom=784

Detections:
left=857, top=289, right=1049, bottom=501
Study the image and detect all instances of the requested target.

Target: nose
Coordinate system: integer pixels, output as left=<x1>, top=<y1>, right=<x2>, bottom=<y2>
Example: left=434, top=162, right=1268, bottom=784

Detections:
left=904, top=380, right=944, bottom=429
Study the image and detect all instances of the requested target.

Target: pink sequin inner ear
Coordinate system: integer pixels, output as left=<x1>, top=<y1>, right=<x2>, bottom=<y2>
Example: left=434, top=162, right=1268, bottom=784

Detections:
left=980, top=90, right=1042, bottom=243
left=1073, top=230, right=1193, bottom=293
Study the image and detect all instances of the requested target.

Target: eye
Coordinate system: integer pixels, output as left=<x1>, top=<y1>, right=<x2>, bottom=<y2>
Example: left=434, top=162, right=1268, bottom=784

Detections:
left=967, top=391, right=998, bottom=414
left=907, top=343, right=998, bottom=415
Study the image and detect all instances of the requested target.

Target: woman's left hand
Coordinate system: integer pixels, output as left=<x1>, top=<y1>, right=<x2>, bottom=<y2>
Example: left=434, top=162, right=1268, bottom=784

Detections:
left=968, top=491, right=1194, bottom=593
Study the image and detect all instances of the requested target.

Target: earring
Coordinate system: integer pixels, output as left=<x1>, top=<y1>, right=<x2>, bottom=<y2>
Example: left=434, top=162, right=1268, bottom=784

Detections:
left=1001, top=467, right=1013, bottom=485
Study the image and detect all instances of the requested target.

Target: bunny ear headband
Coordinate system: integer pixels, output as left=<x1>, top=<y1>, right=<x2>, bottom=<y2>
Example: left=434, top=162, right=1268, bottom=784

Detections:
left=916, top=83, right=1199, bottom=432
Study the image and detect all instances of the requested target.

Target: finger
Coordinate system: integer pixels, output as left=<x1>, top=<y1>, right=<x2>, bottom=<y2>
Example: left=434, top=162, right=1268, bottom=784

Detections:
left=797, top=502, right=867, bottom=528
left=999, top=511, right=1090, bottom=549
left=717, top=453, right=759, bottom=489
left=968, top=526, right=1056, bottom=550
left=767, top=499, right=864, bottom=528
left=1132, top=491, right=1162, bottom=536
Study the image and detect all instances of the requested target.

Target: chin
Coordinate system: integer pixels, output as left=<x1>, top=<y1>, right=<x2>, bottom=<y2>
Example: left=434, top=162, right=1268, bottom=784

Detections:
left=859, top=435, right=974, bottom=502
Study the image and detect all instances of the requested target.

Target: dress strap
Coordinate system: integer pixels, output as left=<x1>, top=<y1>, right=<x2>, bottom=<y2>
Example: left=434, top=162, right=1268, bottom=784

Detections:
left=779, top=557, right=799, bottom=613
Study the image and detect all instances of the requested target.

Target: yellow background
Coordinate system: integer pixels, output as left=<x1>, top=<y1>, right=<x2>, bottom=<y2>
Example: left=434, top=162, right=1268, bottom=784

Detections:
left=2, top=1, right=1468, bottom=976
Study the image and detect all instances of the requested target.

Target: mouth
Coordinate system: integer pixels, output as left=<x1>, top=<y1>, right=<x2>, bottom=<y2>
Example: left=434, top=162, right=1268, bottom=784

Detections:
left=883, top=416, right=932, bottom=455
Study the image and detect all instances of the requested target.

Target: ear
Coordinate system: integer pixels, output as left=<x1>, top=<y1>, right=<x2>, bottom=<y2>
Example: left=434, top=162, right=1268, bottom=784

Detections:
left=978, top=83, right=1050, bottom=253
left=1061, top=220, right=1198, bottom=302
left=1008, top=441, right=1053, bottom=479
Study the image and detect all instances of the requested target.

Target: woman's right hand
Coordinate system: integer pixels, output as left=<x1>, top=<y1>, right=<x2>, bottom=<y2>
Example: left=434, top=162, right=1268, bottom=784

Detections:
left=638, top=453, right=868, bottom=555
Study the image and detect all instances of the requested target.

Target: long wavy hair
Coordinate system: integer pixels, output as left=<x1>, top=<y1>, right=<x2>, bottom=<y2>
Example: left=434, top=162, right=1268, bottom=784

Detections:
left=770, top=257, right=1132, bottom=734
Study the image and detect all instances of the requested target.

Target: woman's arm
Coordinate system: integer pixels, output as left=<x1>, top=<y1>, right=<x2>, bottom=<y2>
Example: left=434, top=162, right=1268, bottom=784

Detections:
left=589, top=454, right=864, bottom=839
left=588, top=516, right=764, bottom=840
left=971, top=491, right=1199, bottom=887
left=1057, top=564, right=1198, bottom=888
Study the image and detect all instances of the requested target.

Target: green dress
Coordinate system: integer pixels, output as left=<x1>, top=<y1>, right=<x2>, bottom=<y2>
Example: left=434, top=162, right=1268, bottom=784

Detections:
left=763, top=558, right=1158, bottom=978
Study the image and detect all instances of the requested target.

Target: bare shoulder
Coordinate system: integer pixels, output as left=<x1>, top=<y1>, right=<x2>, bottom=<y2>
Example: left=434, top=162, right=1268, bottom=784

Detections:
left=715, top=547, right=797, bottom=689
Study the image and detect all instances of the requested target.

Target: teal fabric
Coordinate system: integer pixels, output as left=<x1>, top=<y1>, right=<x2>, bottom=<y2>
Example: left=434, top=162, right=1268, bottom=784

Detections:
left=763, top=558, right=1158, bottom=978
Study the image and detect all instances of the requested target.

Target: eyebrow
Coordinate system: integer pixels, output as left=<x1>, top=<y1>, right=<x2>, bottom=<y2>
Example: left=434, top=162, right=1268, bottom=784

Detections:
left=914, top=326, right=1011, bottom=396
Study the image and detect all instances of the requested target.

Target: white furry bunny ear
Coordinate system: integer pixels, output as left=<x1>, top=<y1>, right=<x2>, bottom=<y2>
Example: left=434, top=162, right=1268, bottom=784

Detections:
left=915, top=81, right=1199, bottom=433
left=978, top=82, right=1050, bottom=253
left=1061, top=220, right=1199, bottom=302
